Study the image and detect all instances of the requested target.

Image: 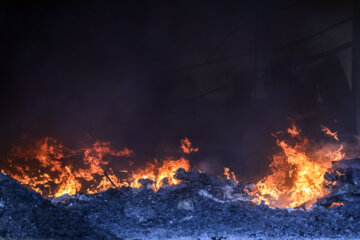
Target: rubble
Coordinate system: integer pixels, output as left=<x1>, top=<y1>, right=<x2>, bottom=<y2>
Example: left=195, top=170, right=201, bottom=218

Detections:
left=0, top=163, right=360, bottom=239
left=177, top=199, right=194, bottom=211
left=0, top=172, right=102, bottom=239
left=317, top=158, right=360, bottom=219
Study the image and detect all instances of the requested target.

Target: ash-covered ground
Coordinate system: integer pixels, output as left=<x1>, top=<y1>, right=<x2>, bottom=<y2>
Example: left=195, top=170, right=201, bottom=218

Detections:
left=1, top=160, right=360, bottom=240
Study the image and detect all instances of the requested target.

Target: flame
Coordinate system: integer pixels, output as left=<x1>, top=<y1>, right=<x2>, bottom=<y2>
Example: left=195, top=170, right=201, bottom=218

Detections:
left=224, top=167, right=238, bottom=182
left=325, top=144, right=345, bottom=161
left=321, top=125, right=339, bottom=141
left=329, top=202, right=344, bottom=208
left=180, top=137, right=199, bottom=154
left=126, top=157, right=190, bottom=190
left=287, top=123, right=300, bottom=137
left=4, top=137, right=193, bottom=197
left=250, top=124, right=345, bottom=208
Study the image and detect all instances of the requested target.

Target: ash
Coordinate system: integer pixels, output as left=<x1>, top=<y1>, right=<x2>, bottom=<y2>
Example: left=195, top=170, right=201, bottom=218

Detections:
left=1, top=160, right=360, bottom=239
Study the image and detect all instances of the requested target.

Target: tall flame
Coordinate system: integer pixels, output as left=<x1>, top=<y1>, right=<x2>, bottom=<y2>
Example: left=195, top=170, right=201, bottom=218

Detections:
left=250, top=124, right=344, bottom=208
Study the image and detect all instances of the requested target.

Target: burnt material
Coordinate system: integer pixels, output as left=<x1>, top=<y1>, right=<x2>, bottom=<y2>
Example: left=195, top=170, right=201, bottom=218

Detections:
left=0, top=169, right=360, bottom=239
left=0, top=173, right=101, bottom=239
left=318, top=158, right=360, bottom=219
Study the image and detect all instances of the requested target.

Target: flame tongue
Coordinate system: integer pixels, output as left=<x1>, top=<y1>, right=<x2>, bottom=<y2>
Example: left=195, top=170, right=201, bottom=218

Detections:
left=250, top=124, right=345, bottom=208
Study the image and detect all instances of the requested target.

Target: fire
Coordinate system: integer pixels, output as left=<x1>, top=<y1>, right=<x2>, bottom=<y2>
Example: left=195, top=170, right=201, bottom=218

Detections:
left=250, top=124, right=345, bottom=208
left=1, top=126, right=345, bottom=209
left=180, top=137, right=199, bottom=154
left=330, top=202, right=344, bottom=208
left=321, top=125, right=339, bottom=141
left=126, top=157, right=190, bottom=190
left=325, top=145, right=345, bottom=162
left=287, top=123, right=300, bottom=137
left=4, top=137, right=193, bottom=197
left=224, top=167, right=238, bottom=182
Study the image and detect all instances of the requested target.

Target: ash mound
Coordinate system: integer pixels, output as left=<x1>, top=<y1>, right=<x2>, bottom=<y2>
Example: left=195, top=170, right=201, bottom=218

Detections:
left=1, top=160, right=360, bottom=239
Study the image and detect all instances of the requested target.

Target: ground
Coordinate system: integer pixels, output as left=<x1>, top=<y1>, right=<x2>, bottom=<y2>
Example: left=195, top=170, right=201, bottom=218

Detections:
left=0, top=169, right=359, bottom=240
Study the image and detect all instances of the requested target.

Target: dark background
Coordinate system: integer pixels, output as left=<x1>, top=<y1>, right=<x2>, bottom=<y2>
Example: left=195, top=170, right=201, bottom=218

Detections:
left=0, top=0, right=354, bottom=181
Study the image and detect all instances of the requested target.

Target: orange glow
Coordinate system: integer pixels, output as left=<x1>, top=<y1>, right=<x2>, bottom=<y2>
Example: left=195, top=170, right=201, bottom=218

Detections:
left=5, top=137, right=193, bottom=197
left=321, top=125, right=339, bottom=141
left=249, top=124, right=345, bottom=208
left=330, top=202, right=344, bottom=208
left=224, top=167, right=238, bottom=183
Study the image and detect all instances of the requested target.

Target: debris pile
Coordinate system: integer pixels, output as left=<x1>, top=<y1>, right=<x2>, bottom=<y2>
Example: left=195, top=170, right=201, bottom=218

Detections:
left=317, top=158, right=360, bottom=217
left=1, top=162, right=360, bottom=239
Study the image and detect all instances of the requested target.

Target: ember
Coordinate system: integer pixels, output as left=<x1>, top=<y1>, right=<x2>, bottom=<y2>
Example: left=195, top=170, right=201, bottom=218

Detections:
left=330, top=202, right=344, bottom=208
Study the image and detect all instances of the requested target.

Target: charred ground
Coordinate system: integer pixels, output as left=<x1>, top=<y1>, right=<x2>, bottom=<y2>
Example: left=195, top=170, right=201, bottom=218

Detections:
left=1, top=159, right=360, bottom=239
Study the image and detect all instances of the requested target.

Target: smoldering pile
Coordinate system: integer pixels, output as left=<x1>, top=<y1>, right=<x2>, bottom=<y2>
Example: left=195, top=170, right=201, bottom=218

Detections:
left=317, top=158, right=360, bottom=213
left=1, top=160, right=360, bottom=240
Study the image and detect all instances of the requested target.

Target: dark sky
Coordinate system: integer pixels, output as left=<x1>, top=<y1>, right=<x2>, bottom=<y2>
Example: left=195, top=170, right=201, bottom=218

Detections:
left=0, top=1, right=354, bottom=180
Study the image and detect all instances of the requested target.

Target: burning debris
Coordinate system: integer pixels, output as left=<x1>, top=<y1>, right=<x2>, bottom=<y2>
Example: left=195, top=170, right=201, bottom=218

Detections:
left=317, top=158, right=360, bottom=215
left=0, top=124, right=360, bottom=238
left=1, top=165, right=360, bottom=239
left=4, top=124, right=344, bottom=210
left=4, top=137, right=193, bottom=196
left=249, top=124, right=344, bottom=208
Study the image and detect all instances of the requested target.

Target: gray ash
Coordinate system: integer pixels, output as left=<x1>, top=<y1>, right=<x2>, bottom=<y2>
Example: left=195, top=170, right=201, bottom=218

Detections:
left=1, top=162, right=360, bottom=239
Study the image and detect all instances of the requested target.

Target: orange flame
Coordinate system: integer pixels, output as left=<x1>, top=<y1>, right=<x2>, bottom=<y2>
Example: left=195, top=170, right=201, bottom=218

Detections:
left=126, top=157, right=190, bottom=190
left=5, top=137, right=193, bottom=197
left=330, top=202, right=344, bottom=208
left=321, top=125, right=339, bottom=141
left=325, top=144, right=345, bottom=162
left=250, top=124, right=345, bottom=208
left=287, top=123, right=300, bottom=137
left=180, top=137, right=199, bottom=154
left=224, top=167, right=238, bottom=183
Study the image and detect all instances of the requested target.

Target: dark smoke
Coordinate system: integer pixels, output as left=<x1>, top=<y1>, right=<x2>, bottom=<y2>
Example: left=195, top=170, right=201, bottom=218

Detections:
left=0, top=1, right=354, bottom=181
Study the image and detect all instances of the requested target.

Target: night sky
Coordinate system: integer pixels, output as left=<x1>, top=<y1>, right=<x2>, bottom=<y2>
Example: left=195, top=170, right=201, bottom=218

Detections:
left=0, top=1, right=354, bottom=180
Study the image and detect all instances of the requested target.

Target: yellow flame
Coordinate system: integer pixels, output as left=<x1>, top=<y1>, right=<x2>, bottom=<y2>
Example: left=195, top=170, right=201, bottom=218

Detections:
left=250, top=124, right=344, bottom=208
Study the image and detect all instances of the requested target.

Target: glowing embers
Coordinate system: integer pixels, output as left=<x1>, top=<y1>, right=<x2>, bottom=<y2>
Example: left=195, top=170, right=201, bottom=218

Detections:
left=5, top=137, right=196, bottom=197
left=330, top=202, right=344, bottom=208
left=249, top=124, right=345, bottom=209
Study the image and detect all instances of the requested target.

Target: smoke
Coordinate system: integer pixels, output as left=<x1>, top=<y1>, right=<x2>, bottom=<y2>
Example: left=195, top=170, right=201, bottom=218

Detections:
left=0, top=1, right=354, bottom=182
